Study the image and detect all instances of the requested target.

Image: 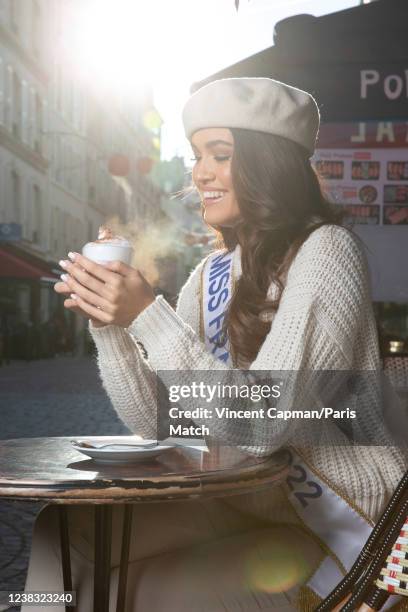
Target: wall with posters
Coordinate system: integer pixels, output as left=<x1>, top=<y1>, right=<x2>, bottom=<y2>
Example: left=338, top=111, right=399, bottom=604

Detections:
left=313, top=121, right=408, bottom=302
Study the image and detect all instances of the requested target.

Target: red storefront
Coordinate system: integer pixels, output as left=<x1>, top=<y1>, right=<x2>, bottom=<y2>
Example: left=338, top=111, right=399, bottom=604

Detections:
left=0, top=244, right=75, bottom=361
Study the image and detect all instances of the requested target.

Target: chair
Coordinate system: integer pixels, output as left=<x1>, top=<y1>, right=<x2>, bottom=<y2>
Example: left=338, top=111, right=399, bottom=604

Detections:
left=314, top=470, right=408, bottom=611
left=314, top=361, right=408, bottom=611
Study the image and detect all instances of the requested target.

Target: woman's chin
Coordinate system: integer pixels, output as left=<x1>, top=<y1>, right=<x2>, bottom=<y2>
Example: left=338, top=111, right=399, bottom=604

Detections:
left=203, top=209, right=235, bottom=227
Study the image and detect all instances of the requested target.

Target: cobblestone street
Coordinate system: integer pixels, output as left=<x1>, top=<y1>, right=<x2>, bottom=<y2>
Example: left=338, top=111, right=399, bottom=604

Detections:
left=0, top=356, right=130, bottom=607
left=0, top=355, right=130, bottom=440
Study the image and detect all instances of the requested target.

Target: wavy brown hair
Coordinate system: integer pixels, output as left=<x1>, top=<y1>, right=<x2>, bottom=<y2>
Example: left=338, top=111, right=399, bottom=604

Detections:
left=207, top=128, right=344, bottom=366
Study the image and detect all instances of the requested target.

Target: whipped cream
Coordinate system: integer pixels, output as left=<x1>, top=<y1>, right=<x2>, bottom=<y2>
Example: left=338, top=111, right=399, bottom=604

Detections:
left=82, top=225, right=134, bottom=264
left=89, top=225, right=131, bottom=247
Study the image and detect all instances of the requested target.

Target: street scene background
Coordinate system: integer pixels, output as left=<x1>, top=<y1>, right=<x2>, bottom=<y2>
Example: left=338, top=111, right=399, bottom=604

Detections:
left=0, top=0, right=407, bottom=607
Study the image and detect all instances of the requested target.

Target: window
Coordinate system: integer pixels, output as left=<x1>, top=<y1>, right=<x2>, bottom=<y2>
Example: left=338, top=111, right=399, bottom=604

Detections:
left=32, top=185, right=42, bottom=244
left=12, top=71, right=21, bottom=138
left=66, top=145, right=73, bottom=191
left=87, top=156, right=96, bottom=202
left=63, top=211, right=69, bottom=253
left=11, top=170, right=20, bottom=223
left=21, top=79, right=29, bottom=144
left=55, top=63, right=62, bottom=112
left=74, top=219, right=82, bottom=251
left=5, top=64, right=12, bottom=131
left=34, top=93, right=42, bottom=153
left=32, top=1, right=41, bottom=57
left=29, top=86, right=36, bottom=148
left=66, top=80, right=73, bottom=123
left=0, top=58, right=4, bottom=125
left=76, top=148, right=84, bottom=199
left=10, top=0, right=19, bottom=34
left=60, top=141, right=67, bottom=186
left=52, top=208, right=60, bottom=254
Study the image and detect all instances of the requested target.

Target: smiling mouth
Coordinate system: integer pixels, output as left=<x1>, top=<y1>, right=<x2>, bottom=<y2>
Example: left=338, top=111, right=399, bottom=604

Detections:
left=202, top=191, right=227, bottom=205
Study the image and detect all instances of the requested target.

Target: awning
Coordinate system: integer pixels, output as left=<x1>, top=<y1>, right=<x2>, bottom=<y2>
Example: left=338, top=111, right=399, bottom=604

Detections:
left=0, top=247, right=60, bottom=282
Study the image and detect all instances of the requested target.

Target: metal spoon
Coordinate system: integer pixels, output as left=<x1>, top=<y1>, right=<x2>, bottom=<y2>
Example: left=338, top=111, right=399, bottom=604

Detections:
left=71, top=440, right=158, bottom=450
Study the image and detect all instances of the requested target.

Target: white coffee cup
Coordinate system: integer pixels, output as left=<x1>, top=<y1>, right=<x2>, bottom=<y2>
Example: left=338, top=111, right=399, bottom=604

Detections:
left=82, top=239, right=133, bottom=265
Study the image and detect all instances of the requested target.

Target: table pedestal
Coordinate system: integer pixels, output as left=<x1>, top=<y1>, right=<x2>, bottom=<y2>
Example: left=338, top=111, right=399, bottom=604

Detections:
left=59, top=504, right=134, bottom=612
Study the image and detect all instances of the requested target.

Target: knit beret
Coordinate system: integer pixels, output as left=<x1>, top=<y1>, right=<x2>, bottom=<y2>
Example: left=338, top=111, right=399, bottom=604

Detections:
left=182, top=77, right=320, bottom=156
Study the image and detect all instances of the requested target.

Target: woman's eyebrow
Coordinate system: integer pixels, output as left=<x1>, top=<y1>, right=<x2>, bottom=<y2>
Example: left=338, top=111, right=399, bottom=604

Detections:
left=191, top=139, right=233, bottom=153
left=206, top=140, right=233, bottom=148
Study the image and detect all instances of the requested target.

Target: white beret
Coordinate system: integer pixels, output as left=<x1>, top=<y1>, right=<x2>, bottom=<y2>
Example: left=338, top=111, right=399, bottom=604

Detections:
left=182, top=77, right=320, bottom=156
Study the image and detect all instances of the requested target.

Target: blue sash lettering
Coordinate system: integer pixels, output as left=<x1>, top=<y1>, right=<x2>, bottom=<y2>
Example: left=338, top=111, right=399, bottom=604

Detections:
left=209, top=272, right=230, bottom=295
left=209, top=311, right=225, bottom=330
left=209, top=258, right=231, bottom=281
left=203, top=251, right=233, bottom=365
left=208, top=288, right=229, bottom=312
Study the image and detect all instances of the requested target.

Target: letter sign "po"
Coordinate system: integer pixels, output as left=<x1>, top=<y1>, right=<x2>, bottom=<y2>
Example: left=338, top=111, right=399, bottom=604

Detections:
left=361, top=69, right=408, bottom=100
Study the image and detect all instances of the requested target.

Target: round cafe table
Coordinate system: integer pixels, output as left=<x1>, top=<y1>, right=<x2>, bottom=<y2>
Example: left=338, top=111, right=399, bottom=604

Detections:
left=0, top=436, right=290, bottom=612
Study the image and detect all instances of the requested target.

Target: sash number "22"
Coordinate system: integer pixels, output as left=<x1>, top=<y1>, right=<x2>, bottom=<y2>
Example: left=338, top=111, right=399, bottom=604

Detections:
left=286, top=455, right=323, bottom=508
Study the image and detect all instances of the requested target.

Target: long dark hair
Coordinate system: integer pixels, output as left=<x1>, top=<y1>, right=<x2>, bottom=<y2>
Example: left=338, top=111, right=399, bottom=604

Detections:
left=208, top=128, right=344, bottom=366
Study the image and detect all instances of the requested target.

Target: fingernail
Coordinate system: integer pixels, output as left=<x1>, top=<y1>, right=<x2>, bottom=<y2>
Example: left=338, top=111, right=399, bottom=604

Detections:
left=60, top=274, right=68, bottom=282
left=68, top=252, right=76, bottom=261
left=59, top=260, right=68, bottom=269
left=70, top=293, right=78, bottom=300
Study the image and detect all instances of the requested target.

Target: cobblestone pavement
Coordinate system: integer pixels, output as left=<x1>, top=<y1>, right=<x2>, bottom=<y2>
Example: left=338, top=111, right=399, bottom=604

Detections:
left=0, top=356, right=130, bottom=609
left=0, top=356, right=130, bottom=439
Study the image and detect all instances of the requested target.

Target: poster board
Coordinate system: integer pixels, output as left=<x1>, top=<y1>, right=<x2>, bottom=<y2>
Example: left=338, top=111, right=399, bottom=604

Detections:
left=313, top=122, right=408, bottom=302
left=313, top=121, right=408, bottom=225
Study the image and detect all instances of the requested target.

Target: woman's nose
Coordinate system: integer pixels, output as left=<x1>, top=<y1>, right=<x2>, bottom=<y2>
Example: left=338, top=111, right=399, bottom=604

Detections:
left=195, top=161, right=216, bottom=185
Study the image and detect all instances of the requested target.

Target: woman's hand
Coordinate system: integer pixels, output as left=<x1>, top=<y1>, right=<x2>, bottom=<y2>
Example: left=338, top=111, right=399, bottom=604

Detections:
left=53, top=289, right=107, bottom=328
left=53, top=252, right=156, bottom=328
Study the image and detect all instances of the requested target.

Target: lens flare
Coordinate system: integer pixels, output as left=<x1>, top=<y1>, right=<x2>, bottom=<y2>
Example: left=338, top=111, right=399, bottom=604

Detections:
left=143, top=109, right=163, bottom=131
left=244, top=531, right=310, bottom=594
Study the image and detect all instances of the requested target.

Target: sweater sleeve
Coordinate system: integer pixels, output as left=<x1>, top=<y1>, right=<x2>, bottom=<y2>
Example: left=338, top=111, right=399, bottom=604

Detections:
left=88, top=258, right=205, bottom=437
left=87, top=323, right=158, bottom=438
left=128, top=226, right=370, bottom=455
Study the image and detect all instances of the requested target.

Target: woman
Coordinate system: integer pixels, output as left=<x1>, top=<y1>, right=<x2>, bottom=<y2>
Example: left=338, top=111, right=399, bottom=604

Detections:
left=25, top=78, right=405, bottom=611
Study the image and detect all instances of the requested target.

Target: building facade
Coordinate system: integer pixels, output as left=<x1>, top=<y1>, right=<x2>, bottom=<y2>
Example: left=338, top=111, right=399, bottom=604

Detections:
left=0, top=0, right=162, bottom=359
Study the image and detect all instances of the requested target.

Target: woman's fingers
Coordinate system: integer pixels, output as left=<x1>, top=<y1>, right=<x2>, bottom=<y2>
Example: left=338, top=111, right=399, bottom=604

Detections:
left=64, top=300, right=105, bottom=326
left=54, top=280, right=71, bottom=294
left=67, top=294, right=114, bottom=324
left=69, top=252, right=132, bottom=281
left=64, top=299, right=86, bottom=314
left=103, top=259, right=132, bottom=277
left=59, top=261, right=111, bottom=298
left=62, top=274, right=114, bottom=312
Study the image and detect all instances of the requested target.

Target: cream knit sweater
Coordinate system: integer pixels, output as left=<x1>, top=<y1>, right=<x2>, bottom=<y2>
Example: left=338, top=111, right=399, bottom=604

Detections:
left=89, top=225, right=406, bottom=522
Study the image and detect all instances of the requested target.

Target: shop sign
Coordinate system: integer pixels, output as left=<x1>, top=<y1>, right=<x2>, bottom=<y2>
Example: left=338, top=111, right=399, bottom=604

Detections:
left=0, top=223, right=22, bottom=241
left=284, top=64, right=408, bottom=121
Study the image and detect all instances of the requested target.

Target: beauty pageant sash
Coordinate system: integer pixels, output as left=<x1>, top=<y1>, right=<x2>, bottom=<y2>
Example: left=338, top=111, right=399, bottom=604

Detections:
left=201, top=249, right=400, bottom=608
left=202, top=250, right=233, bottom=363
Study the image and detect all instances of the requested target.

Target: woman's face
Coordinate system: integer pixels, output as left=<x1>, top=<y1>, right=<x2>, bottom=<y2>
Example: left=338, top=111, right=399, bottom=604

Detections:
left=191, top=128, right=241, bottom=227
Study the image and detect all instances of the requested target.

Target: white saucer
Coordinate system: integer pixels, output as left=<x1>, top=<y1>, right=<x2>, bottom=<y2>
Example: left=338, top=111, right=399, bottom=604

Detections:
left=70, top=438, right=174, bottom=464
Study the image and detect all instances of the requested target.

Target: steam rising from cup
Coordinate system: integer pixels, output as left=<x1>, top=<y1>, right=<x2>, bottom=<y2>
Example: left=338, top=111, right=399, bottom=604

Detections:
left=81, top=218, right=182, bottom=287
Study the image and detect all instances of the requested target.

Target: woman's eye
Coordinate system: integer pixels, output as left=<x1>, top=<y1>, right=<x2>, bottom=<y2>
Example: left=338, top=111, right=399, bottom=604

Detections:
left=190, top=155, right=231, bottom=162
